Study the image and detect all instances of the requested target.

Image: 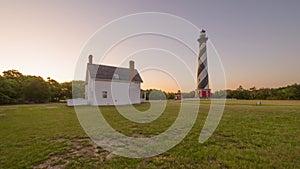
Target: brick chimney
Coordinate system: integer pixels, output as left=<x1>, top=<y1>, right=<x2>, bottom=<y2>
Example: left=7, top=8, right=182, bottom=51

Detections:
left=88, top=55, right=93, bottom=64
left=129, top=60, right=134, bottom=81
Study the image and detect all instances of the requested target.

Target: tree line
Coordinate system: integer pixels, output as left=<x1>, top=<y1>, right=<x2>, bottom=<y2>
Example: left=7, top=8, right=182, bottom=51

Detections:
left=142, top=89, right=181, bottom=100
left=213, top=85, right=300, bottom=100
left=1, top=69, right=299, bottom=105
left=143, top=84, right=300, bottom=100
left=142, top=89, right=195, bottom=100
left=0, top=70, right=84, bottom=104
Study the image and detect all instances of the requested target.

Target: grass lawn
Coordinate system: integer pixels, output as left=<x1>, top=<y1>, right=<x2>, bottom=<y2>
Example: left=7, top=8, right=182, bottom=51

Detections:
left=0, top=100, right=299, bottom=168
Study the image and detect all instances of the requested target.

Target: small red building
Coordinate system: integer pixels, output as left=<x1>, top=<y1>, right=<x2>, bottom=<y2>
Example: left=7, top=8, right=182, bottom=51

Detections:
left=174, top=93, right=182, bottom=100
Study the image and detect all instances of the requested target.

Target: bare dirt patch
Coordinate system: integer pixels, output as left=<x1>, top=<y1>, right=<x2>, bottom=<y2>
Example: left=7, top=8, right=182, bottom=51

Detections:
left=34, top=138, right=112, bottom=169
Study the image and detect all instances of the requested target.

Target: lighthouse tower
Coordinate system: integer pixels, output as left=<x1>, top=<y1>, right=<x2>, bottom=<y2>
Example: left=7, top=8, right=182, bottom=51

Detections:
left=195, top=29, right=211, bottom=98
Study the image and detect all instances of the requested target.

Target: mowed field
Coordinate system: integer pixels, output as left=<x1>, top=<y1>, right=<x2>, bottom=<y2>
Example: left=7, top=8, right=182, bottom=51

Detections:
left=0, top=100, right=299, bottom=169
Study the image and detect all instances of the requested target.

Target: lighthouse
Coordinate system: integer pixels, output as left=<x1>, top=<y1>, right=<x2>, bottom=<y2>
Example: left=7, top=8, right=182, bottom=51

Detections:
left=195, top=29, right=211, bottom=98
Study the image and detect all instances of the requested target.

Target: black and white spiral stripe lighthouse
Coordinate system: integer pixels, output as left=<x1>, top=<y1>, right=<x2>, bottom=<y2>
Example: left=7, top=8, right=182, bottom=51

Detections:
left=196, top=29, right=211, bottom=98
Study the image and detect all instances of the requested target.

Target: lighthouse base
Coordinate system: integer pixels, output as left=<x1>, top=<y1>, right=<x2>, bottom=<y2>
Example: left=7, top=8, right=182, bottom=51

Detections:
left=195, top=89, right=211, bottom=98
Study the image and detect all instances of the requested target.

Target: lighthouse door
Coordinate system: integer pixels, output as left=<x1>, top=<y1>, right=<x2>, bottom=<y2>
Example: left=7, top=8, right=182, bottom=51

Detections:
left=202, top=91, right=207, bottom=98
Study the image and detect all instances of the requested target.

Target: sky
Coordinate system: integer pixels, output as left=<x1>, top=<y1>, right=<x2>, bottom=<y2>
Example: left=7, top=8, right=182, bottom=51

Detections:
left=0, top=0, right=299, bottom=92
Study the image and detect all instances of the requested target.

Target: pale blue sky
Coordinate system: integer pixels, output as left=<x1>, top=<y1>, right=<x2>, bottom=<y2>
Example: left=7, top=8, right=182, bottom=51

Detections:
left=0, top=0, right=299, bottom=91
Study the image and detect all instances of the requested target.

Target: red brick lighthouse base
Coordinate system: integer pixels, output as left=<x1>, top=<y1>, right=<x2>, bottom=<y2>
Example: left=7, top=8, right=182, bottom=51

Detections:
left=195, top=89, right=211, bottom=98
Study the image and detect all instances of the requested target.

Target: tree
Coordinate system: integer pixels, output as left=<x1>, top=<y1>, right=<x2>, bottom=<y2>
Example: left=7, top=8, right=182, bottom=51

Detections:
left=212, top=90, right=226, bottom=98
left=2, top=69, right=23, bottom=79
left=249, top=86, right=257, bottom=99
left=0, top=76, right=17, bottom=104
left=293, top=84, right=300, bottom=99
left=72, top=80, right=85, bottom=98
left=47, top=77, right=61, bottom=102
left=181, top=91, right=195, bottom=98
left=2, top=70, right=24, bottom=102
left=59, top=82, right=72, bottom=100
left=167, top=92, right=175, bottom=99
left=148, top=89, right=166, bottom=100
left=22, top=76, right=50, bottom=103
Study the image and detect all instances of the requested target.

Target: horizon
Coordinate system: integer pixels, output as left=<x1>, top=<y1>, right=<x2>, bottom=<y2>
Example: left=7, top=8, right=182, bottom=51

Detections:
left=1, top=0, right=299, bottom=92
left=1, top=68, right=298, bottom=93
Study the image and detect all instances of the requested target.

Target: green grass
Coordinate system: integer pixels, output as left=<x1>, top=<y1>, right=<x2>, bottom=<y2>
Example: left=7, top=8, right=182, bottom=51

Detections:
left=0, top=100, right=299, bottom=168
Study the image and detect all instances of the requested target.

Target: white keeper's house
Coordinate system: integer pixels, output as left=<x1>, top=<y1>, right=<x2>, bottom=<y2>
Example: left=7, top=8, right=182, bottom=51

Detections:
left=85, top=55, right=143, bottom=105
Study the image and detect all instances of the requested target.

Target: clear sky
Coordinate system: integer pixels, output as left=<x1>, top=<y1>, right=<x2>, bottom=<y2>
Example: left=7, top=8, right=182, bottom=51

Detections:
left=1, top=0, right=299, bottom=92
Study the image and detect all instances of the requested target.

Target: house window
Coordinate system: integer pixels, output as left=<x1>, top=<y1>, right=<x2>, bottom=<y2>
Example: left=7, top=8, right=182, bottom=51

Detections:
left=113, top=73, right=119, bottom=79
left=102, top=91, right=107, bottom=98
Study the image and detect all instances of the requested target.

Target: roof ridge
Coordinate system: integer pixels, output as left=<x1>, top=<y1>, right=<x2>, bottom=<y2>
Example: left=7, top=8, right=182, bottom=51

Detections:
left=89, top=63, right=139, bottom=71
left=87, top=64, right=143, bottom=82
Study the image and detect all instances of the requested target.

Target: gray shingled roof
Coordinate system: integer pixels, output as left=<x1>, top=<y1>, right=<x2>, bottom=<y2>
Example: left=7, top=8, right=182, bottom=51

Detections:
left=87, top=64, right=143, bottom=82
